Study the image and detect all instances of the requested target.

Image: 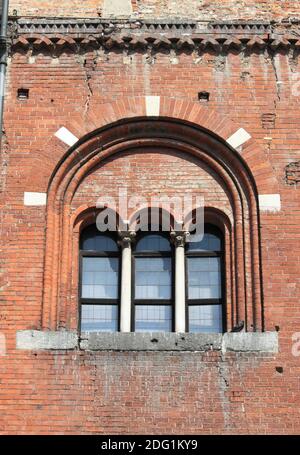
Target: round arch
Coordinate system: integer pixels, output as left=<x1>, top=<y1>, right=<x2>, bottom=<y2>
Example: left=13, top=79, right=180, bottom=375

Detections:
left=42, top=117, right=265, bottom=333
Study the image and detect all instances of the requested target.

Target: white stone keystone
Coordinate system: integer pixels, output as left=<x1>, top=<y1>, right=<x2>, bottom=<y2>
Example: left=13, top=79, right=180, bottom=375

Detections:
left=145, top=96, right=160, bottom=116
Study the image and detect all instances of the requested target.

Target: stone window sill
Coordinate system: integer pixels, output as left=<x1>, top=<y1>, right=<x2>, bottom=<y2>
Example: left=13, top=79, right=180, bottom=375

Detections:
left=16, top=331, right=278, bottom=353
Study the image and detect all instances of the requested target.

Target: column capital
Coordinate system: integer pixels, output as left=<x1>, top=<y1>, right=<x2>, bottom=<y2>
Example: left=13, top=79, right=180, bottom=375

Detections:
left=118, top=230, right=136, bottom=248
left=170, top=231, right=190, bottom=248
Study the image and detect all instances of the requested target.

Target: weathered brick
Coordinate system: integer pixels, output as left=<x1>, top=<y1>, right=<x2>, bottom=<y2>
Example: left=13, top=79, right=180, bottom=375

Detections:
left=1, top=0, right=300, bottom=436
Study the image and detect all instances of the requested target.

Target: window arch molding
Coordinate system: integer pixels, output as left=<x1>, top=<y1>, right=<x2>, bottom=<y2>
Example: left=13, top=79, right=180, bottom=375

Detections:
left=42, top=118, right=264, bottom=333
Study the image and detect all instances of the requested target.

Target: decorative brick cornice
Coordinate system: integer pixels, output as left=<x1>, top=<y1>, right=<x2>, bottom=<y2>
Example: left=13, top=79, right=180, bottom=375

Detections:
left=14, top=18, right=273, bottom=35
left=8, top=18, right=300, bottom=54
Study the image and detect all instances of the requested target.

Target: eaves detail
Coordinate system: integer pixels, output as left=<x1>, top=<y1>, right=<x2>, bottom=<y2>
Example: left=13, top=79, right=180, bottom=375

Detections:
left=8, top=18, right=300, bottom=54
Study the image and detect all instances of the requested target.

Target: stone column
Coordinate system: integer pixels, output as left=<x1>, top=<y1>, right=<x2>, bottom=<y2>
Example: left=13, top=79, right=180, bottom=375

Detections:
left=171, top=231, right=189, bottom=333
left=118, top=231, right=136, bottom=332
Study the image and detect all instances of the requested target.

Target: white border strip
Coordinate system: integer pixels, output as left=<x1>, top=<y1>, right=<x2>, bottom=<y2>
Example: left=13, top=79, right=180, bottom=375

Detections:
left=54, top=127, right=78, bottom=147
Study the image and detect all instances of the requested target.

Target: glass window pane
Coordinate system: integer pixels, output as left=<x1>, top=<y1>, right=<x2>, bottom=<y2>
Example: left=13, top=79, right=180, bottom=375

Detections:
left=82, top=257, right=119, bottom=299
left=188, top=257, right=221, bottom=299
left=189, top=305, right=223, bottom=333
left=136, top=235, right=171, bottom=252
left=81, top=226, right=118, bottom=251
left=135, top=257, right=172, bottom=299
left=94, top=235, right=118, bottom=252
left=135, top=305, right=172, bottom=332
left=187, top=232, right=221, bottom=252
left=81, top=305, right=118, bottom=332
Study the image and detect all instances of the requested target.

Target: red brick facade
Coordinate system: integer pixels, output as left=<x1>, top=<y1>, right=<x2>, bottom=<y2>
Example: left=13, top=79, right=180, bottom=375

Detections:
left=0, top=1, right=300, bottom=434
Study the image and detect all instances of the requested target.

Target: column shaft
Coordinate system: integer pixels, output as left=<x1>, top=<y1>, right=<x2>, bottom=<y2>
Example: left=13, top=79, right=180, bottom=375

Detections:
left=119, top=232, right=135, bottom=332
left=171, top=232, right=188, bottom=333
left=120, top=245, right=131, bottom=332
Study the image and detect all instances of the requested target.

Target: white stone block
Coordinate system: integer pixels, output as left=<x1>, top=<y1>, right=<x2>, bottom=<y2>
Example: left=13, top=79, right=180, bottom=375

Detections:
left=227, top=128, right=251, bottom=149
left=24, top=192, right=47, bottom=206
left=16, top=331, right=78, bottom=350
left=145, top=96, right=160, bottom=116
left=54, top=127, right=78, bottom=147
left=259, top=194, right=281, bottom=212
left=222, top=332, right=278, bottom=353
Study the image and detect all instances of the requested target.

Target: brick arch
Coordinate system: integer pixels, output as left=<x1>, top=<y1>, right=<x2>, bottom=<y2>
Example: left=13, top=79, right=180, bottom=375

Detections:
left=42, top=116, right=266, bottom=333
left=46, top=96, right=278, bottom=194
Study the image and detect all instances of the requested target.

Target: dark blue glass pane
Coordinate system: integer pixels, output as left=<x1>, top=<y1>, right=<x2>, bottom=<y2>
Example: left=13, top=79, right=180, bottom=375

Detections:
left=81, top=226, right=118, bottom=251
left=136, top=235, right=171, bottom=252
left=82, top=235, right=118, bottom=252
left=187, top=232, right=221, bottom=252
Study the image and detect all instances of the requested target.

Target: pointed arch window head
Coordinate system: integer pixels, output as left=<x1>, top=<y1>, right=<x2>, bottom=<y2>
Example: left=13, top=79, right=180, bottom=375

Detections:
left=80, top=225, right=120, bottom=333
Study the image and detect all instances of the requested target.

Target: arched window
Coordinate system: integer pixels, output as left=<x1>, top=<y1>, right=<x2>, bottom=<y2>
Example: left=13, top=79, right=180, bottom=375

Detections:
left=186, top=225, right=225, bottom=333
left=79, top=223, right=225, bottom=333
left=80, top=225, right=120, bottom=332
left=133, top=234, right=173, bottom=332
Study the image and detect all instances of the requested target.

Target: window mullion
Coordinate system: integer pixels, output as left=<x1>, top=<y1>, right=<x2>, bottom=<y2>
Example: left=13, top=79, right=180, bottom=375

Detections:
left=118, top=231, right=136, bottom=332
left=171, top=231, right=189, bottom=333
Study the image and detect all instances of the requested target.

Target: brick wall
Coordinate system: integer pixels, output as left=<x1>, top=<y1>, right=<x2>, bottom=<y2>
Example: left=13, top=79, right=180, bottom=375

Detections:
left=1, top=1, right=300, bottom=435
left=9, top=0, right=300, bottom=20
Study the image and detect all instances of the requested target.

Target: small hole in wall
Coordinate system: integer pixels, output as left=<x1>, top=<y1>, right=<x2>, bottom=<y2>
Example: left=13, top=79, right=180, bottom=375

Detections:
left=17, top=88, right=29, bottom=100
left=275, top=366, right=283, bottom=374
left=198, top=91, right=210, bottom=102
